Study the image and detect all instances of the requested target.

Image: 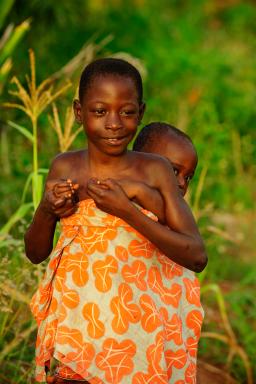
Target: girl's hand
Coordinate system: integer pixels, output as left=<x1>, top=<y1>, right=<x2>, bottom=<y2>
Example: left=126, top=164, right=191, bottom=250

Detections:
left=87, top=178, right=133, bottom=218
left=41, top=179, right=79, bottom=218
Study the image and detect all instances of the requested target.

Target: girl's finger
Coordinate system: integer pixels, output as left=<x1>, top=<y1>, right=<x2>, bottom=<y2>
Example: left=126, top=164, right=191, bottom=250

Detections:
left=88, top=177, right=98, bottom=184
left=53, top=188, right=70, bottom=197
left=53, top=186, right=79, bottom=199
left=101, top=178, right=117, bottom=189
left=52, top=197, right=66, bottom=208
left=87, top=188, right=101, bottom=200
left=72, top=183, right=79, bottom=190
left=54, top=185, right=71, bottom=191
left=87, top=180, right=108, bottom=192
left=87, top=186, right=105, bottom=198
left=57, top=206, right=77, bottom=218
left=95, top=180, right=110, bottom=189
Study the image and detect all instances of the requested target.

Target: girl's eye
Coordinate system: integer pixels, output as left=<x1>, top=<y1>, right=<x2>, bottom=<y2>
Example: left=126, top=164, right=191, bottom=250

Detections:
left=94, top=109, right=105, bottom=116
left=120, top=110, right=136, bottom=116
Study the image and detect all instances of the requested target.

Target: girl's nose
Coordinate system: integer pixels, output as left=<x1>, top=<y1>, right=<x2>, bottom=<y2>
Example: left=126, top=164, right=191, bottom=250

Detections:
left=105, top=112, right=122, bottom=130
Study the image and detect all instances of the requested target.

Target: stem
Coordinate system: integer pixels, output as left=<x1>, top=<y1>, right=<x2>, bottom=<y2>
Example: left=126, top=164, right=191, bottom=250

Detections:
left=1, top=126, right=11, bottom=175
left=0, top=322, right=37, bottom=361
left=32, top=116, right=38, bottom=210
left=192, top=163, right=208, bottom=220
left=201, top=283, right=236, bottom=341
left=32, top=116, right=43, bottom=282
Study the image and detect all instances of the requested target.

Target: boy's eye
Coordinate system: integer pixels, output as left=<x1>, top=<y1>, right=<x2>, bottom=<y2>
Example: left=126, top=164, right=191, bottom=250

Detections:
left=173, top=167, right=179, bottom=176
left=185, top=175, right=193, bottom=183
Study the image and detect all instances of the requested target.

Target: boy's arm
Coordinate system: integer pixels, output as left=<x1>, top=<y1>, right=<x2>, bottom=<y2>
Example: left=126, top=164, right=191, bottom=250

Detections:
left=24, top=157, right=79, bottom=264
left=117, top=179, right=166, bottom=223
left=87, top=165, right=207, bottom=272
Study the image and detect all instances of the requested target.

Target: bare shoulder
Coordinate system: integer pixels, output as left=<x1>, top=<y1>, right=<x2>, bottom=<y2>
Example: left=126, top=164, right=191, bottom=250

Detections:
left=131, top=150, right=173, bottom=187
left=47, top=149, right=86, bottom=180
left=132, top=150, right=170, bottom=167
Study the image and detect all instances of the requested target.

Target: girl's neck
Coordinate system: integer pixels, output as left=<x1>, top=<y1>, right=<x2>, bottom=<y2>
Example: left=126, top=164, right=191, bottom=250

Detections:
left=86, top=148, right=131, bottom=179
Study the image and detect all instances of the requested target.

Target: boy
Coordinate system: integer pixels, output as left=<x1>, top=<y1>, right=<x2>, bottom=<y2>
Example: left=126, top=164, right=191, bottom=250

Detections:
left=133, top=121, right=198, bottom=197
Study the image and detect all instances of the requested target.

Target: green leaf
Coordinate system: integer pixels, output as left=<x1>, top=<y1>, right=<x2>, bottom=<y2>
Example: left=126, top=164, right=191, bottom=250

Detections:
left=0, top=0, right=15, bottom=30
left=0, top=19, right=30, bottom=65
left=32, top=173, right=43, bottom=210
left=0, top=203, right=33, bottom=234
left=38, top=168, right=49, bottom=174
left=21, top=173, right=33, bottom=204
left=21, top=169, right=48, bottom=204
left=8, top=120, right=34, bottom=143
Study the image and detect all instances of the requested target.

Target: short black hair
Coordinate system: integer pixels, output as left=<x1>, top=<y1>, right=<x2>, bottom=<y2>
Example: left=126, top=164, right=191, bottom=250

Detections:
left=79, top=57, right=143, bottom=103
left=133, top=122, right=193, bottom=151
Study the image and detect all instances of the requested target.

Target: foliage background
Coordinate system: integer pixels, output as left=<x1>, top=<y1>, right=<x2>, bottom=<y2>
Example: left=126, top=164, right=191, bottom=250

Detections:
left=0, top=0, right=255, bottom=383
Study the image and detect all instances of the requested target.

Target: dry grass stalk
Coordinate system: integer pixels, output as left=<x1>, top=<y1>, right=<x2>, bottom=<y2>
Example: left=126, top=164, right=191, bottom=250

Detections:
left=49, top=35, right=113, bottom=81
left=48, top=103, right=83, bottom=152
left=3, top=49, right=71, bottom=123
left=3, top=49, right=72, bottom=209
left=0, top=321, right=37, bottom=361
left=206, top=224, right=241, bottom=244
left=192, top=163, right=208, bottom=220
left=0, top=282, right=31, bottom=305
left=201, top=284, right=253, bottom=383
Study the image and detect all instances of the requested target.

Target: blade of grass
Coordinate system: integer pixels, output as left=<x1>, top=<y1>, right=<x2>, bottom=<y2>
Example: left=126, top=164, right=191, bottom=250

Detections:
left=0, top=203, right=33, bottom=234
left=8, top=120, right=34, bottom=143
left=0, top=322, right=37, bottom=361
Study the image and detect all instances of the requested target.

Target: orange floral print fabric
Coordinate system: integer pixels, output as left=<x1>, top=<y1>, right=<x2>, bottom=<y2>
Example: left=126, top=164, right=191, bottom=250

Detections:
left=31, top=199, right=204, bottom=383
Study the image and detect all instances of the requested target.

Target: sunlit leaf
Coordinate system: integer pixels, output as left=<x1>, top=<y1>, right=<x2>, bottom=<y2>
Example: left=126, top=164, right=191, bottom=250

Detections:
left=0, top=203, right=33, bottom=234
left=8, top=120, right=34, bottom=143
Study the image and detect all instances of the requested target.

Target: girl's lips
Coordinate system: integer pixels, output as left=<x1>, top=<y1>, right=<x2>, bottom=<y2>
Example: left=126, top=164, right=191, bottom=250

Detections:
left=104, top=137, right=127, bottom=145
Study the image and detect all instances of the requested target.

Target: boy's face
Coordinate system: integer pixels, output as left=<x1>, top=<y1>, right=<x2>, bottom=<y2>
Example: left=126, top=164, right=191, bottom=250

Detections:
left=74, top=75, right=145, bottom=157
left=148, top=134, right=197, bottom=196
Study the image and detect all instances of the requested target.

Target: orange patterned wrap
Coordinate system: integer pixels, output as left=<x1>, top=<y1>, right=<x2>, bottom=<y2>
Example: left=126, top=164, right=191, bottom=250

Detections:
left=31, top=199, right=204, bottom=383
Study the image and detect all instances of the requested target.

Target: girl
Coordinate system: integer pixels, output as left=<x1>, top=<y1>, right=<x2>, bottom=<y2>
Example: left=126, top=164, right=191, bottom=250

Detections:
left=25, top=58, right=207, bottom=383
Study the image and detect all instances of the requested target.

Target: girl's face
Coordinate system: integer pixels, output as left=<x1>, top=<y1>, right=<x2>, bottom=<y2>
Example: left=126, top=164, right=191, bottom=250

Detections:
left=74, top=75, right=145, bottom=157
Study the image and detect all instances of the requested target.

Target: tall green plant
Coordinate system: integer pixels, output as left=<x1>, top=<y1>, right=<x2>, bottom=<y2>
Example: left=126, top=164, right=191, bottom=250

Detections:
left=0, top=0, right=30, bottom=94
left=1, top=50, right=71, bottom=234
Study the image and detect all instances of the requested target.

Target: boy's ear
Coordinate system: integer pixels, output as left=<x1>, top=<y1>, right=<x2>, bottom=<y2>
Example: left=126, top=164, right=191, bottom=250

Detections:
left=73, top=99, right=82, bottom=123
left=138, top=102, right=146, bottom=124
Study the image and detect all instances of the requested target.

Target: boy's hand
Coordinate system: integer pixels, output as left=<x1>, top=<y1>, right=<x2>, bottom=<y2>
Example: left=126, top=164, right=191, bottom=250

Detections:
left=41, top=179, right=79, bottom=218
left=117, top=179, right=165, bottom=223
left=87, top=178, right=132, bottom=218
left=116, top=179, right=141, bottom=199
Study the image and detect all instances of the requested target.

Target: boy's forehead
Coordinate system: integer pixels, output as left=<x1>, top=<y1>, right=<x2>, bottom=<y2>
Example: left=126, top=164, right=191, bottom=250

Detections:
left=157, top=133, right=194, bottom=151
left=151, top=133, right=182, bottom=149
left=149, top=134, right=198, bottom=167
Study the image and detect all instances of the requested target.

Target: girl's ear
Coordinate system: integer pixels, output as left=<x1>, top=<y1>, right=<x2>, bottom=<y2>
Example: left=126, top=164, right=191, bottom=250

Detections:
left=73, top=99, right=82, bottom=124
left=138, top=102, right=146, bottom=124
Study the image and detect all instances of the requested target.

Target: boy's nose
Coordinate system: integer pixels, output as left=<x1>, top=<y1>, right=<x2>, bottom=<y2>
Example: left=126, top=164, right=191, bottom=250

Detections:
left=178, top=176, right=186, bottom=196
